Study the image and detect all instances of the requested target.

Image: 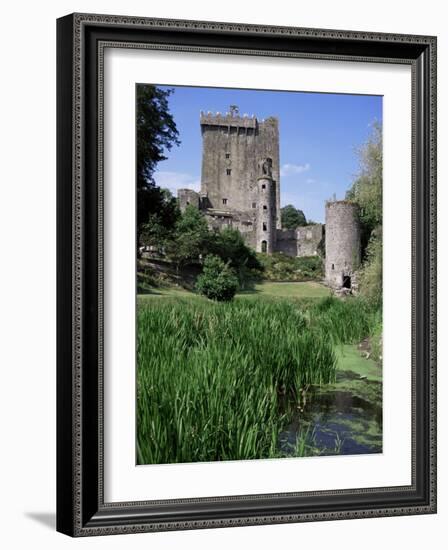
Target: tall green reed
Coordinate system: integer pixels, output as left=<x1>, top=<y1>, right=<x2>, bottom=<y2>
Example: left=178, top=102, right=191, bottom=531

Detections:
left=137, top=297, right=378, bottom=464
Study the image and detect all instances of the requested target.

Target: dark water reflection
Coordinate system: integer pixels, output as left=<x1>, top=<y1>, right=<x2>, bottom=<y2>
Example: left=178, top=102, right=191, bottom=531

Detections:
left=279, top=376, right=383, bottom=456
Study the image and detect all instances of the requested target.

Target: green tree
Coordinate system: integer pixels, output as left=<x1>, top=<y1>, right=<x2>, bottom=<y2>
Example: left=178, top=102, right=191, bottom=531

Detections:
left=140, top=189, right=180, bottom=250
left=358, top=228, right=382, bottom=308
left=195, top=255, right=239, bottom=302
left=167, top=205, right=211, bottom=269
left=140, top=213, right=170, bottom=250
left=157, top=188, right=181, bottom=229
left=346, top=121, right=383, bottom=305
left=346, top=121, right=382, bottom=235
left=281, top=205, right=307, bottom=229
left=209, top=227, right=262, bottom=288
left=137, top=85, right=180, bottom=245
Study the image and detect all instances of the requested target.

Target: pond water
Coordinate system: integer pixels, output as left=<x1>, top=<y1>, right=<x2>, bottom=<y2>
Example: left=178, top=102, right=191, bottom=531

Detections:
left=279, top=345, right=383, bottom=457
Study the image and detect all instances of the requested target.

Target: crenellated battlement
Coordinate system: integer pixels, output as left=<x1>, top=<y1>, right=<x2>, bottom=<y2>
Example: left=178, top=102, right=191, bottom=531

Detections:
left=200, top=111, right=258, bottom=129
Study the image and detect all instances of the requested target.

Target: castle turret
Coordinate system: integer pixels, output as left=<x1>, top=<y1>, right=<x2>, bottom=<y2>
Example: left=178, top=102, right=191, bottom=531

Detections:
left=325, top=201, right=361, bottom=289
left=256, top=158, right=276, bottom=253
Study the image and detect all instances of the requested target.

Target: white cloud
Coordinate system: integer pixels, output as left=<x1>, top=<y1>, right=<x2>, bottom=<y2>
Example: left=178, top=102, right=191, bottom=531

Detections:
left=153, top=171, right=201, bottom=194
left=280, top=163, right=311, bottom=177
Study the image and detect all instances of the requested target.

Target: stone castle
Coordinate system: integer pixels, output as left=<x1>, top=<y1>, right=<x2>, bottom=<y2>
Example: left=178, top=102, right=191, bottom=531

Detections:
left=177, top=106, right=360, bottom=290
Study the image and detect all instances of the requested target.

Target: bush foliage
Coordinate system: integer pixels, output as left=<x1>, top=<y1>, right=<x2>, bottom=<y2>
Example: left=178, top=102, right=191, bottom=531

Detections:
left=258, top=253, right=323, bottom=282
left=357, top=229, right=382, bottom=309
left=346, top=121, right=383, bottom=308
left=281, top=204, right=307, bottom=229
left=195, top=255, right=239, bottom=301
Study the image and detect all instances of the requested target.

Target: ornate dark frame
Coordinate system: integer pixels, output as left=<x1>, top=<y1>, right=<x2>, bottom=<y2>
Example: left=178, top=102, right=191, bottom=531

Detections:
left=56, top=13, right=437, bottom=537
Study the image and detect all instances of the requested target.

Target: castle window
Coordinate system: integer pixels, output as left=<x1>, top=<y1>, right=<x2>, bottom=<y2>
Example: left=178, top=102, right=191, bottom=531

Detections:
left=261, top=184, right=266, bottom=190
left=331, top=264, right=335, bottom=270
left=252, top=202, right=256, bottom=208
left=222, top=198, right=228, bottom=205
left=263, top=205, right=267, bottom=210
left=263, top=222, right=267, bottom=231
left=226, top=168, right=231, bottom=175
left=261, top=240, right=267, bottom=253
left=225, top=153, right=230, bottom=159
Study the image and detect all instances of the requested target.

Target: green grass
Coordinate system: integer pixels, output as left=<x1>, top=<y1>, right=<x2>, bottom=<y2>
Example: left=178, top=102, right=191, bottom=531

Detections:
left=337, top=344, right=381, bottom=382
left=137, top=281, right=330, bottom=303
left=239, top=281, right=330, bottom=299
left=137, top=294, right=379, bottom=465
left=138, top=286, right=199, bottom=299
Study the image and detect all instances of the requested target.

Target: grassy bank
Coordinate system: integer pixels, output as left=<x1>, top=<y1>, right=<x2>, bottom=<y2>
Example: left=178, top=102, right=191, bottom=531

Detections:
left=137, top=295, right=379, bottom=465
left=138, top=280, right=331, bottom=301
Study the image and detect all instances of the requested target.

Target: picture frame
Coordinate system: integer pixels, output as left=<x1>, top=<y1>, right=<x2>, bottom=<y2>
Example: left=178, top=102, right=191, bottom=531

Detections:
left=56, top=12, right=437, bottom=537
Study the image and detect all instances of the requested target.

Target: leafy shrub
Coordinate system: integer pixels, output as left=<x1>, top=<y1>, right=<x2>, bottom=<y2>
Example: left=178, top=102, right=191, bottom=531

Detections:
left=166, top=204, right=211, bottom=267
left=195, top=255, right=239, bottom=301
left=357, top=229, right=382, bottom=308
left=258, top=253, right=323, bottom=282
left=281, top=204, right=307, bottom=229
left=370, top=321, right=383, bottom=365
left=208, top=227, right=263, bottom=288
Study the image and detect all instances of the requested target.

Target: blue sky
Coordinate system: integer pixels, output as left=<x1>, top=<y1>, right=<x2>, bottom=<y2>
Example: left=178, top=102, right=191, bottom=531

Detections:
left=152, top=85, right=382, bottom=223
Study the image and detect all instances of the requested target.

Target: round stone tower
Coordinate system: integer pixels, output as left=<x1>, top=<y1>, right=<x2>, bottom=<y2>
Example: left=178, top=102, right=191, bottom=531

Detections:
left=325, top=201, right=361, bottom=290
left=256, top=174, right=276, bottom=253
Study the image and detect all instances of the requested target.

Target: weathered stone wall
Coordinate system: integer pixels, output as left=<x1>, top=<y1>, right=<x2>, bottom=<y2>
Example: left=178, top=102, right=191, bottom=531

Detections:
left=199, top=111, right=280, bottom=228
left=200, top=113, right=258, bottom=215
left=325, top=201, right=361, bottom=289
left=256, top=176, right=276, bottom=253
left=275, top=224, right=324, bottom=257
left=257, top=118, right=281, bottom=229
left=204, top=210, right=257, bottom=248
left=178, top=188, right=200, bottom=212
left=275, top=229, right=298, bottom=256
left=296, top=224, right=323, bottom=257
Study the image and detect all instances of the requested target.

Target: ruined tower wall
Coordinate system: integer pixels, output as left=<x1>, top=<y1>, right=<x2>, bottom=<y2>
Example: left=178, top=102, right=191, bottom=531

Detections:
left=296, top=224, right=324, bottom=257
left=275, top=224, right=324, bottom=257
left=325, top=201, right=361, bottom=288
left=178, top=188, right=201, bottom=212
left=275, top=229, right=298, bottom=256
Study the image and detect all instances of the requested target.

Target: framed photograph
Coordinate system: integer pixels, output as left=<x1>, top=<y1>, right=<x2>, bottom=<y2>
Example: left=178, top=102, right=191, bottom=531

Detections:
left=56, top=13, right=437, bottom=536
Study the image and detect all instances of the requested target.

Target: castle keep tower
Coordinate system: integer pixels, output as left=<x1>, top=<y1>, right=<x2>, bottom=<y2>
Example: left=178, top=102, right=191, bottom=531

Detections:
left=199, top=108, right=281, bottom=229
left=176, top=107, right=325, bottom=259
left=325, top=201, right=361, bottom=289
